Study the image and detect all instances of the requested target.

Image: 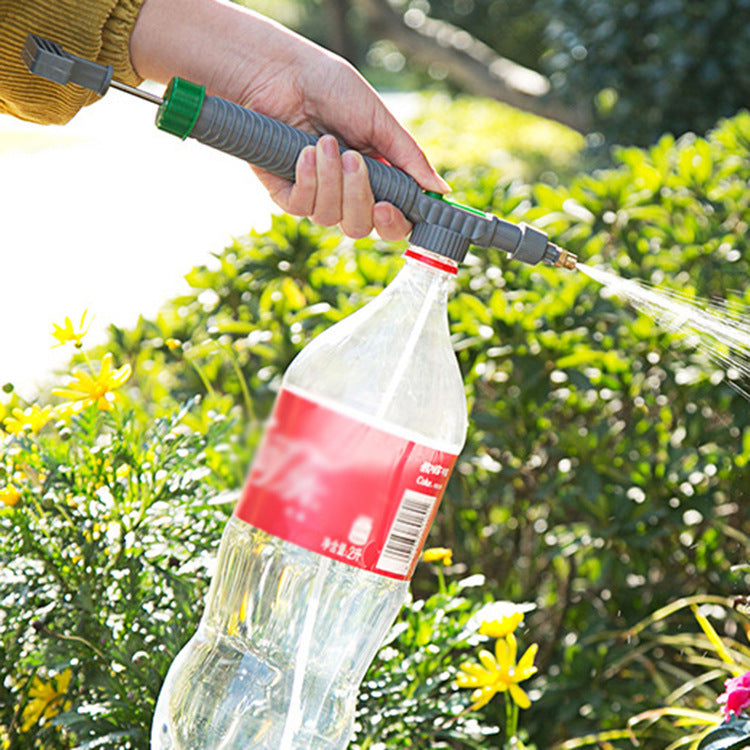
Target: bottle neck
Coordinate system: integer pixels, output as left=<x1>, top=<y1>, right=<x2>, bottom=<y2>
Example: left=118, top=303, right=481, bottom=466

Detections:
left=389, top=245, right=457, bottom=307
left=403, top=246, right=459, bottom=276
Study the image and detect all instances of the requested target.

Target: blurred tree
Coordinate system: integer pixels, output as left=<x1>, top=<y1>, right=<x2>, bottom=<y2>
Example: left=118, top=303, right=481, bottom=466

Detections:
left=241, top=0, right=591, bottom=131
left=242, top=0, right=750, bottom=146
left=541, top=0, right=750, bottom=145
left=357, top=0, right=591, bottom=131
left=321, top=0, right=356, bottom=61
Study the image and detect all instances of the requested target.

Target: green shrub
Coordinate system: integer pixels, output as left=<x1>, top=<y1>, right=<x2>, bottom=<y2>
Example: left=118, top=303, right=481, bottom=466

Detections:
left=438, top=110, right=750, bottom=745
left=541, top=0, right=750, bottom=144
left=0, top=398, right=233, bottom=748
left=0, top=239, right=521, bottom=749
left=408, top=93, right=585, bottom=182
left=105, top=109, right=750, bottom=745
left=4, top=103, right=750, bottom=748
left=352, top=569, right=523, bottom=750
left=0, top=389, right=511, bottom=748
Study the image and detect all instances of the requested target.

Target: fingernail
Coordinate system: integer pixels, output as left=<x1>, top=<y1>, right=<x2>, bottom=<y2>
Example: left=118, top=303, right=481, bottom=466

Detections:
left=373, top=202, right=392, bottom=226
left=300, top=146, right=316, bottom=169
left=435, top=174, right=451, bottom=192
left=342, top=151, right=360, bottom=174
left=320, top=135, right=339, bottom=159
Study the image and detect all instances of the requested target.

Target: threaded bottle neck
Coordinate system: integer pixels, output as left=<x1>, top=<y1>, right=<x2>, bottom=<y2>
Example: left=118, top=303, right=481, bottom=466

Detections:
left=402, top=246, right=458, bottom=276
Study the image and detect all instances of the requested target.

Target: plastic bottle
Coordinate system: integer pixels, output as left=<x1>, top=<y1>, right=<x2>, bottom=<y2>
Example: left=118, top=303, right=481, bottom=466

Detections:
left=151, top=243, right=468, bottom=750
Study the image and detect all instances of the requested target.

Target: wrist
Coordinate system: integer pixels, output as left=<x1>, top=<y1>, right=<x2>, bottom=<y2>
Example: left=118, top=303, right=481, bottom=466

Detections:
left=129, top=0, right=314, bottom=102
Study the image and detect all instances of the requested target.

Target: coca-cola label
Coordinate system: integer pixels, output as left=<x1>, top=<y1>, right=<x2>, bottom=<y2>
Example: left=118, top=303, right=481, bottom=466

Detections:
left=234, top=388, right=458, bottom=581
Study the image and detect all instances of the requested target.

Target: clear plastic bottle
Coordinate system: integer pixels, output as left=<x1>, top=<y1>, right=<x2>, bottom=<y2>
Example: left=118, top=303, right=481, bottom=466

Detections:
left=151, top=245, right=468, bottom=750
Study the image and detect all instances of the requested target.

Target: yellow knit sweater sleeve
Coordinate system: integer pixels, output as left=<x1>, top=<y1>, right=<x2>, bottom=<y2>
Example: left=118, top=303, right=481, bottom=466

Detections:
left=0, top=0, right=147, bottom=124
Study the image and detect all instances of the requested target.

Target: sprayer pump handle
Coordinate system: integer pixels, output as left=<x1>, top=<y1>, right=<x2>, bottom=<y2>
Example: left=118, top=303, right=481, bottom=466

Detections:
left=157, top=78, right=558, bottom=265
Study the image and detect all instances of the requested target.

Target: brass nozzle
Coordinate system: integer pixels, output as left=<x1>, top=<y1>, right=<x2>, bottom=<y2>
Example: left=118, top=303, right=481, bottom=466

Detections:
left=541, top=241, right=578, bottom=269
left=555, top=248, right=578, bottom=270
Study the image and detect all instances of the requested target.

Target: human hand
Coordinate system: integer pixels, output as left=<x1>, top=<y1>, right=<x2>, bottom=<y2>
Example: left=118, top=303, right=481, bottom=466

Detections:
left=130, top=0, right=449, bottom=241
left=235, top=50, right=450, bottom=242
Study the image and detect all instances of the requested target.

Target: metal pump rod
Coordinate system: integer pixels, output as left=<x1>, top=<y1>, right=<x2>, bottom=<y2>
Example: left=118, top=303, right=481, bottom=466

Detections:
left=110, top=79, right=163, bottom=105
left=21, top=33, right=578, bottom=270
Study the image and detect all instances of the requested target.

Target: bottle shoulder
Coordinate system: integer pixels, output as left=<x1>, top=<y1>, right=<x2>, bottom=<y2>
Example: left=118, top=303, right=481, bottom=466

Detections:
left=283, top=265, right=468, bottom=452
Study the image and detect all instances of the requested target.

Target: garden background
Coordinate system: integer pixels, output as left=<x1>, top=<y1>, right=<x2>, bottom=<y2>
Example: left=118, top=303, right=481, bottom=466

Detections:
left=2, top=0, right=750, bottom=748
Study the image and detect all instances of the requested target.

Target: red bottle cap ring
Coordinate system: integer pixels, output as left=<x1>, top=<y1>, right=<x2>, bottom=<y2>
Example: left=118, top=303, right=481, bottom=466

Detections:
left=404, top=248, right=458, bottom=275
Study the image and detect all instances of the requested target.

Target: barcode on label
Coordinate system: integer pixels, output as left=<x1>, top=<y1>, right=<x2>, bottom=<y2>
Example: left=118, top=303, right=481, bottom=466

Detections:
left=376, top=489, right=436, bottom=576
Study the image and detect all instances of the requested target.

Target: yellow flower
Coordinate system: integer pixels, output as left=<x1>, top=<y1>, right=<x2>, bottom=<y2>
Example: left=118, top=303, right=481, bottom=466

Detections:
left=52, top=310, right=92, bottom=349
left=51, top=311, right=92, bottom=348
left=21, top=669, right=73, bottom=731
left=3, top=404, right=55, bottom=435
left=53, top=353, right=131, bottom=413
left=0, top=484, right=21, bottom=507
left=457, top=633, right=538, bottom=711
left=423, top=547, right=453, bottom=566
left=165, top=338, right=182, bottom=351
left=479, top=611, right=525, bottom=639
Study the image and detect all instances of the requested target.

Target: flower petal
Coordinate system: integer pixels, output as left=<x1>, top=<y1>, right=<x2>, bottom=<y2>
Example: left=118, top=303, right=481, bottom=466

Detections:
left=21, top=699, right=45, bottom=731
left=111, top=364, right=132, bottom=387
left=100, top=353, right=113, bottom=378
left=478, top=649, right=498, bottom=671
left=423, top=547, right=453, bottom=564
left=456, top=673, right=480, bottom=687
left=458, top=661, right=488, bottom=679
left=55, top=669, right=73, bottom=693
left=470, top=685, right=498, bottom=711
left=480, top=612, right=524, bottom=639
left=509, top=683, right=532, bottom=709
left=495, top=634, right=516, bottom=668
left=517, top=642, right=539, bottom=675
left=718, top=670, right=750, bottom=719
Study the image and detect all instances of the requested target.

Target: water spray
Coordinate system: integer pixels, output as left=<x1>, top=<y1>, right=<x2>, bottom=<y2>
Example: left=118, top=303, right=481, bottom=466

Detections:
left=578, top=263, right=750, bottom=398
left=21, top=34, right=578, bottom=270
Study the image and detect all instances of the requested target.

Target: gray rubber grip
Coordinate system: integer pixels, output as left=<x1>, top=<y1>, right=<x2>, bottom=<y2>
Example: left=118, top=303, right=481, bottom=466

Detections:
left=188, top=94, right=555, bottom=266
left=191, top=95, right=423, bottom=221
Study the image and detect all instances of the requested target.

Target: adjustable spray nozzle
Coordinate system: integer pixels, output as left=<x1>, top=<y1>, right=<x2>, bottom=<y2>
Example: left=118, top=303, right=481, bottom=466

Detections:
left=406, top=195, right=578, bottom=268
left=21, top=33, right=578, bottom=270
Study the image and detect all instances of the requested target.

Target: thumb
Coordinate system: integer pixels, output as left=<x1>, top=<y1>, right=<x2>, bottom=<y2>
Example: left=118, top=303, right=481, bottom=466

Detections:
left=345, top=104, right=451, bottom=194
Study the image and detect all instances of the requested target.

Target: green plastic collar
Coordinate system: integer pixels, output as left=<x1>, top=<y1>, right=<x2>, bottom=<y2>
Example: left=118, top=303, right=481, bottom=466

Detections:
left=156, top=77, right=205, bottom=139
left=424, top=190, right=487, bottom=218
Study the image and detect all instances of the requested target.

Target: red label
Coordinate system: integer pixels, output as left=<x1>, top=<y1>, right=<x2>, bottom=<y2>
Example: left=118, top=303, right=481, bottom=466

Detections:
left=234, top=388, right=457, bottom=580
